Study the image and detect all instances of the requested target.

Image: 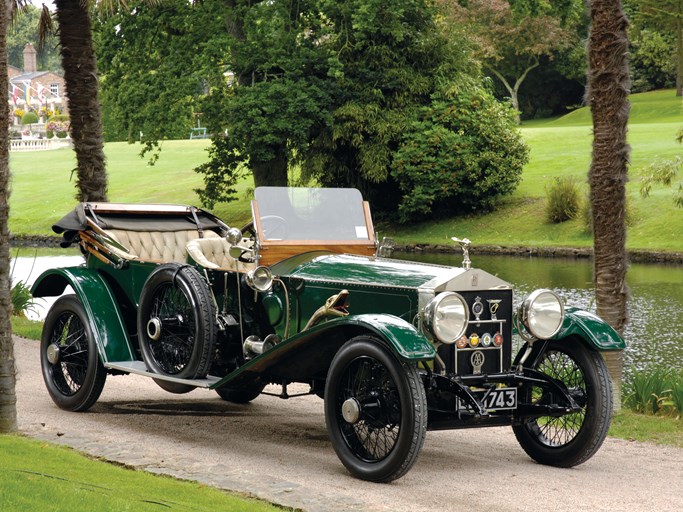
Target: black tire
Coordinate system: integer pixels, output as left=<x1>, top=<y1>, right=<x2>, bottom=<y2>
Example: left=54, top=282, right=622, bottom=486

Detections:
left=215, top=381, right=266, bottom=403
left=137, top=264, right=216, bottom=379
left=40, top=295, right=107, bottom=412
left=324, top=336, right=427, bottom=482
left=513, top=340, right=612, bottom=467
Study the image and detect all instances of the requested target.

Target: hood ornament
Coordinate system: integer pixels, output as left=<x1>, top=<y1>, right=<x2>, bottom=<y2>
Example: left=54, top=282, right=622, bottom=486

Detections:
left=451, top=237, right=472, bottom=269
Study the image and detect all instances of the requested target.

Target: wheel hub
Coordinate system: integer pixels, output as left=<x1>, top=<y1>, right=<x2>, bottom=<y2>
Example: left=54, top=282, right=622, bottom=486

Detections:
left=341, top=397, right=361, bottom=424
left=46, top=343, right=60, bottom=365
left=147, top=317, right=162, bottom=341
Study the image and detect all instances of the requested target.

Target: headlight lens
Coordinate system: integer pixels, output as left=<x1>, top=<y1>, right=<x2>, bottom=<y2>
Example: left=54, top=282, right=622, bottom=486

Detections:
left=520, top=289, right=564, bottom=339
left=245, top=266, right=273, bottom=292
left=423, top=292, right=469, bottom=344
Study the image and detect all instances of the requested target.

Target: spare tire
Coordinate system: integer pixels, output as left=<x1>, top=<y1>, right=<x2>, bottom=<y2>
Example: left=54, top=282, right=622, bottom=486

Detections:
left=137, top=264, right=216, bottom=379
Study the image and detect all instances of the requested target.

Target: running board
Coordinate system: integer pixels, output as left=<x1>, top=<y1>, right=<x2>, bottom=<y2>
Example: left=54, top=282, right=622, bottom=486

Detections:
left=105, top=361, right=221, bottom=388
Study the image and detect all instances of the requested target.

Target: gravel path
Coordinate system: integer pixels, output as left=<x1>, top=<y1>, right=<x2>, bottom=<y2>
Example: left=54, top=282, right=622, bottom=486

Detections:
left=14, top=336, right=683, bottom=512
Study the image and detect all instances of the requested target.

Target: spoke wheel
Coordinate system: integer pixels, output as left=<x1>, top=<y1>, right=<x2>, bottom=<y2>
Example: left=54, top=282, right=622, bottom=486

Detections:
left=138, top=264, right=216, bottom=380
left=41, top=295, right=106, bottom=412
left=513, top=340, right=612, bottom=467
left=324, top=336, right=427, bottom=482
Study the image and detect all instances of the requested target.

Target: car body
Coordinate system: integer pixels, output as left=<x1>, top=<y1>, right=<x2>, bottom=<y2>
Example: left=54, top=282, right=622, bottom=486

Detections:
left=32, top=186, right=625, bottom=482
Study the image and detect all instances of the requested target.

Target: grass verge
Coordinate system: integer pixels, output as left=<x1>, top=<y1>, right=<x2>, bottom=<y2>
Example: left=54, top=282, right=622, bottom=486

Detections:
left=609, top=410, right=682, bottom=448
left=0, top=434, right=289, bottom=512
left=10, top=316, right=43, bottom=340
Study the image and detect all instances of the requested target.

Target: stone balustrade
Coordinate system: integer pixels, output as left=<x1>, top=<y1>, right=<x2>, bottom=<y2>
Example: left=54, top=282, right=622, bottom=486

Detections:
left=9, top=138, right=72, bottom=152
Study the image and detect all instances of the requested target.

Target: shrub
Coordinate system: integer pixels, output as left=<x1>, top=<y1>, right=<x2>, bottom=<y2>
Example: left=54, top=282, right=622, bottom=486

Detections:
left=671, top=371, right=683, bottom=417
left=545, top=176, right=581, bottom=223
left=623, top=367, right=676, bottom=415
left=21, top=111, right=39, bottom=125
left=392, top=89, right=528, bottom=223
left=11, top=280, right=37, bottom=318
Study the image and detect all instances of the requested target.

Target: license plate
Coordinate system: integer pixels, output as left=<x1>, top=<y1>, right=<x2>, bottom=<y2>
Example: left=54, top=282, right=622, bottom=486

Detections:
left=457, top=387, right=517, bottom=411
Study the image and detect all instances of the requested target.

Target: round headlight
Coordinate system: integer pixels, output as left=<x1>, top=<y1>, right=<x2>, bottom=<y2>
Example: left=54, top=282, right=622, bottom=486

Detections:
left=520, top=289, right=564, bottom=339
left=245, top=266, right=273, bottom=292
left=423, top=292, right=469, bottom=344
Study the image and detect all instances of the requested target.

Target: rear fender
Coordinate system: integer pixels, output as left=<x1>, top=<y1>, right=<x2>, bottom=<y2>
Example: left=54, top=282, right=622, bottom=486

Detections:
left=211, top=313, right=435, bottom=389
left=31, top=267, right=135, bottom=363
left=553, top=307, right=626, bottom=351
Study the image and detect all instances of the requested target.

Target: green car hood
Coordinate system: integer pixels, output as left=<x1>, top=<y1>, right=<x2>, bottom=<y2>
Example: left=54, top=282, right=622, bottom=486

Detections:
left=270, top=252, right=511, bottom=292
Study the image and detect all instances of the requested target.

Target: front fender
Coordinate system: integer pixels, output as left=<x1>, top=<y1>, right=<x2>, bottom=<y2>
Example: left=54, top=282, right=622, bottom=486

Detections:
left=553, top=307, right=626, bottom=351
left=338, top=314, right=436, bottom=360
left=211, top=313, right=435, bottom=389
left=31, top=267, right=135, bottom=363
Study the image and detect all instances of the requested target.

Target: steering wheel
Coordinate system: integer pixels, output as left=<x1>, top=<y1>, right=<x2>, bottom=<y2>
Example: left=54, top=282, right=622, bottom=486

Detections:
left=244, top=215, right=288, bottom=240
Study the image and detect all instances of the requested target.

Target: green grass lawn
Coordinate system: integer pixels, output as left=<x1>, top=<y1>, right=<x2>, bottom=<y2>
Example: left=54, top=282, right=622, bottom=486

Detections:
left=9, top=139, right=255, bottom=235
left=8, top=89, right=683, bottom=252
left=0, top=435, right=287, bottom=512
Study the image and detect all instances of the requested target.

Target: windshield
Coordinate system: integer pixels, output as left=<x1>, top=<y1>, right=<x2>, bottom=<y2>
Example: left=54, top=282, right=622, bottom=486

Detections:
left=254, top=187, right=371, bottom=242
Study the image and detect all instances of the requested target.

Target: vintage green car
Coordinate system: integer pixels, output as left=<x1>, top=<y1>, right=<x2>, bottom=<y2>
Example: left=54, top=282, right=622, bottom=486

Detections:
left=32, top=187, right=624, bottom=482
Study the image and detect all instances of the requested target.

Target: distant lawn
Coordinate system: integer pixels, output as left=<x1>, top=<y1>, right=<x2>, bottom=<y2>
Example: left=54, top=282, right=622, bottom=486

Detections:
left=524, top=88, right=683, bottom=127
left=8, top=89, right=683, bottom=253
left=9, top=139, right=255, bottom=235
left=0, top=434, right=285, bottom=512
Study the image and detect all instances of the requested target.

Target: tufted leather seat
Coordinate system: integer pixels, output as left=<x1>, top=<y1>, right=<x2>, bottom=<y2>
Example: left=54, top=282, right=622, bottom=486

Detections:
left=185, top=237, right=256, bottom=272
left=103, top=229, right=220, bottom=263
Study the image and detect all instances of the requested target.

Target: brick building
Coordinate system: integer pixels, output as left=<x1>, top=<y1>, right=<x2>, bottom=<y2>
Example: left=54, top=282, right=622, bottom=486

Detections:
left=8, top=43, right=67, bottom=117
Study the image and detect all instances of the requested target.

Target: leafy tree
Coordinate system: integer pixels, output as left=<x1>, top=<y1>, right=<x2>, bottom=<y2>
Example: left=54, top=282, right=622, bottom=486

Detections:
left=587, top=0, right=630, bottom=408
left=628, top=0, right=683, bottom=96
left=8, top=4, right=60, bottom=71
left=301, top=0, right=521, bottom=219
left=629, top=28, right=676, bottom=92
left=199, top=0, right=334, bottom=191
left=442, top=0, right=578, bottom=122
left=96, top=0, right=526, bottom=217
left=0, top=0, right=18, bottom=434
left=96, top=0, right=230, bottom=143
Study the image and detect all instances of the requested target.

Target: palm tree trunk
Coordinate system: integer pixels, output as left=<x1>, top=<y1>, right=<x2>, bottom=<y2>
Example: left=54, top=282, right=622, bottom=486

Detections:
left=0, top=0, right=17, bottom=434
left=587, top=0, right=630, bottom=409
left=55, top=0, right=108, bottom=202
left=677, top=16, right=683, bottom=97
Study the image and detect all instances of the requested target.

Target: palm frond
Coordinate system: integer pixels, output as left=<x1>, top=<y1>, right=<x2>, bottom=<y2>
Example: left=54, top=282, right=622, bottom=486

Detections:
left=37, top=4, right=55, bottom=52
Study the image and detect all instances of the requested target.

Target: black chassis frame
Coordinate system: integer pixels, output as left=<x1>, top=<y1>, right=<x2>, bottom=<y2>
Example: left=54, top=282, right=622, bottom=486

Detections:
left=422, top=340, right=583, bottom=431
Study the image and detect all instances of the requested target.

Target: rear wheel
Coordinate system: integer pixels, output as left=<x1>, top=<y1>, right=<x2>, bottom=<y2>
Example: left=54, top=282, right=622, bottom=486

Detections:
left=138, top=264, right=216, bottom=379
left=324, top=336, right=427, bottom=482
left=41, top=295, right=106, bottom=412
left=513, top=340, right=612, bottom=467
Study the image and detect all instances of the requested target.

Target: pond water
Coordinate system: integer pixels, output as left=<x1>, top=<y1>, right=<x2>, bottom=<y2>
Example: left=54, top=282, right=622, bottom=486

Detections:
left=11, top=250, right=683, bottom=377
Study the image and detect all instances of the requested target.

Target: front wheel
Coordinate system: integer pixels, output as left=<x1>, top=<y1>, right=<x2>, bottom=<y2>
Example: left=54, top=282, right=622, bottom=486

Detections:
left=513, top=340, right=612, bottom=467
left=324, top=336, right=427, bottom=482
left=41, top=295, right=107, bottom=412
